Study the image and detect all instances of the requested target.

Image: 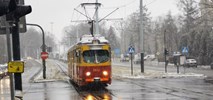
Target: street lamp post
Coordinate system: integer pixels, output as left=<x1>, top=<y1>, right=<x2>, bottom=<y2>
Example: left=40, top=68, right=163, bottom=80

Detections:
left=26, top=23, right=46, bottom=79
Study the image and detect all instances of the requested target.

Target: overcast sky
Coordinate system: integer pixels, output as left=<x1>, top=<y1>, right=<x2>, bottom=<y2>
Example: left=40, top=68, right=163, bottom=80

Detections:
left=25, top=0, right=179, bottom=42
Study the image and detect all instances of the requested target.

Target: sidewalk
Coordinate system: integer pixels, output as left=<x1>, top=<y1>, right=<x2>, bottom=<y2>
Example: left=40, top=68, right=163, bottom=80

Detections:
left=112, top=65, right=206, bottom=79
left=112, top=59, right=206, bottom=79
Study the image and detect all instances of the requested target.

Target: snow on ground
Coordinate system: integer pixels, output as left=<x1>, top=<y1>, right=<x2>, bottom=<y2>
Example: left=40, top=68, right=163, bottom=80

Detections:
left=112, top=66, right=206, bottom=79
left=112, top=58, right=209, bottom=79
left=33, top=60, right=68, bottom=83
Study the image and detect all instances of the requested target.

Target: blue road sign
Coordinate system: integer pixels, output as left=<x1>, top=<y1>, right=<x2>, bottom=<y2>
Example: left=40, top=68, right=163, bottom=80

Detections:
left=128, top=46, right=135, bottom=54
left=182, top=47, right=188, bottom=54
left=114, top=48, right=120, bottom=56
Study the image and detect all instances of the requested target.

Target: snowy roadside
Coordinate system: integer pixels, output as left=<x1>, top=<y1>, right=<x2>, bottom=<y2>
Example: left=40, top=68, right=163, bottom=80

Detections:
left=112, top=65, right=206, bottom=79
left=32, top=59, right=68, bottom=83
left=33, top=59, right=207, bottom=81
left=145, top=60, right=212, bottom=69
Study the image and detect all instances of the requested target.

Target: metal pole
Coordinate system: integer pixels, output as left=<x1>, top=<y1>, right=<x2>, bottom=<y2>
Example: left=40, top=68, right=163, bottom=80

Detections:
left=164, top=30, right=167, bottom=73
left=131, top=53, right=133, bottom=75
left=95, top=0, right=99, bottom=35
left=140, top=0, right=144, bottom=73
left=77, top=27, right=79, bottom=43
left=177, top=64, right=179, bottom=73
left=26, top=23, right=46, bottom=79
left=12, top=19, right=23, bottom=96
left=6, top=21, right=15, bottom=100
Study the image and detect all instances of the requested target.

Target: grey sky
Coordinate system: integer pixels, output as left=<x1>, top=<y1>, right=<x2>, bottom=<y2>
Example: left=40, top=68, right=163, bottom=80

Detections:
left=25, top=0, right=179, bottom=42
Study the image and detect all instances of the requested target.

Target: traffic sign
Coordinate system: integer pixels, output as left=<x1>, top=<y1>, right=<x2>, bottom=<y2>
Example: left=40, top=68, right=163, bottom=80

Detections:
left=8, top=61, right=24, bottom=73
left=128, top=46, right=135, bottom=54
left=182, top=47, right=188, bottom=54
left=41, top=52, right=48, bottom=60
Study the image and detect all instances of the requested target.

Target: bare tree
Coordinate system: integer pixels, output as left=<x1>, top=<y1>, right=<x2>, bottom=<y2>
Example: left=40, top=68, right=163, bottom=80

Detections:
left=123, top=6, right=152, bottom=55
left=103, top=26, right=120, bottom=50
left=20, top=28, right=56, bottom=59
left=62, top=23, right=90, bottom=47
left=162, top=12, right=179, bottom=53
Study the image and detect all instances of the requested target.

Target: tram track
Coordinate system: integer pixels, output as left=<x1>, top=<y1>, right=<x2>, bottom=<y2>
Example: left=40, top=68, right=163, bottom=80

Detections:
left=54, top=60, right=117, bottom=100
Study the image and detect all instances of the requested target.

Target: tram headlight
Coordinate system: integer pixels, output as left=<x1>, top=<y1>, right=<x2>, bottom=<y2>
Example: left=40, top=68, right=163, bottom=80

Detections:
left=103, top=71, right=108, bottom=76
left=86, top=71, right=91, bottom=76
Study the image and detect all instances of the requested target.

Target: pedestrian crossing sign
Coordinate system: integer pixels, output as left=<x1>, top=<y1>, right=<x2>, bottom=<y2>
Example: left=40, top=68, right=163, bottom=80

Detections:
left=128, top=46, right=135, bottom=54
left=182, top=47, right=189, bottom=54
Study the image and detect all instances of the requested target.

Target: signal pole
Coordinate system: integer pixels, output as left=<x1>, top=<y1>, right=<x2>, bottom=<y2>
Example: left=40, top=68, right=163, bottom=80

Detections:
left=6, top=20, right=15, bottom=100
left=12, top=18, right=23, bottom=97
left=140, top=0, right=144, bottom=73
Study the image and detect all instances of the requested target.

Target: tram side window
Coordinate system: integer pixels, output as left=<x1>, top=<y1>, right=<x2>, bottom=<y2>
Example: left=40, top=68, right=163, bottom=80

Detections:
left=77, top=51, right=81, bottom=63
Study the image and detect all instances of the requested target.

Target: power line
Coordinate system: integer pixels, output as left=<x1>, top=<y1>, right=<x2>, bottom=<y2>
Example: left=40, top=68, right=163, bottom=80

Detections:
left=145, top=0, right=157, bottom=6
left=101, top=0, right=137, bottom=9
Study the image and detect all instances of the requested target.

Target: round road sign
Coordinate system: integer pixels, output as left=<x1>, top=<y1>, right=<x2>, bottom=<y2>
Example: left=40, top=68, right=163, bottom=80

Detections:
left=41, top=52, right=48, bottom=60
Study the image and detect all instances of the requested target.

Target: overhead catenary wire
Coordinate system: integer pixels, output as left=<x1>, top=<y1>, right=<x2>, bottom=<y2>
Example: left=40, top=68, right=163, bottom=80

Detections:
left=99, top=8, right=120, bottom=22
left=74, top=8, right=92, bottom=21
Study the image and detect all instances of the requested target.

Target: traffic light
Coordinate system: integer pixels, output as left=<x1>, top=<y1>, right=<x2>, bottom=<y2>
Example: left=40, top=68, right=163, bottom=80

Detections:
left=0, top=2, right=8, bottom=16
left=0, top=0, right=17, bottom=16
left=0, top=0, right=32, bottom=21
left=164, top=49, right=169, bottom=55
left=6, top=5, right=32, bottom=21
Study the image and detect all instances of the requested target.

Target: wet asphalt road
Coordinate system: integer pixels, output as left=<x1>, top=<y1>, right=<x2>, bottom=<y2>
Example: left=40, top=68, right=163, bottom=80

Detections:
left=1, top=59, right=213, bottom=100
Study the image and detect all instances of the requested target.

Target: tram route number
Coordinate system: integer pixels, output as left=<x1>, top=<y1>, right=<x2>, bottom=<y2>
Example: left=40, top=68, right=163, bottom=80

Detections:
left=8, top=61, right=24, bottom=73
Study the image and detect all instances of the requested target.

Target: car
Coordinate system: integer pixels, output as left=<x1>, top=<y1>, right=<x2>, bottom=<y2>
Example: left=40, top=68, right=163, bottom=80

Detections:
left=185, top=59, right=197, bottom=67
left=133, top=54, right=156, bottom=64
left=120, top=54, right=130, bottom=62
left=133, top=54, right=141, bottom=64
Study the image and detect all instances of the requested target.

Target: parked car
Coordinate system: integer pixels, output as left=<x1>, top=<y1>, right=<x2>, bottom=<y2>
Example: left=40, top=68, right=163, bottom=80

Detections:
left=133, top=54, right=156, bottom=64
left=120, top=54, right=130, bottom=62
left=133, top=54, right=141, bottom=64
left=184, top=59, right=197, bottom=67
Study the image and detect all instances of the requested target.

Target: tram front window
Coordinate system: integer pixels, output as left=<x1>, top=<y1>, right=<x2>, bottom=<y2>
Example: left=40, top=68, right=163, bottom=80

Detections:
left=83, top=50, right=109, bottom=63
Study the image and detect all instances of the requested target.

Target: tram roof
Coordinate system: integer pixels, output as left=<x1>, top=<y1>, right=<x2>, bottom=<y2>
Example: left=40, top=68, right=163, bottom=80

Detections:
left=67, top=34, right=109, bottom=52
left=79, top=34, right=109, bottom=44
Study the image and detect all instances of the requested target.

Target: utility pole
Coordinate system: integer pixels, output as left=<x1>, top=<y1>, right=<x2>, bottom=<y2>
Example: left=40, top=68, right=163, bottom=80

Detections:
left=140, top=0, right=144, bottom=73
left=95, top=0, right=99, bottom=35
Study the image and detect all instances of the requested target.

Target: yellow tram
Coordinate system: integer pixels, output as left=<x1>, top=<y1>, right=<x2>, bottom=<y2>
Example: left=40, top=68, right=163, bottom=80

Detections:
left=67, top=35, right=111, bottom=86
